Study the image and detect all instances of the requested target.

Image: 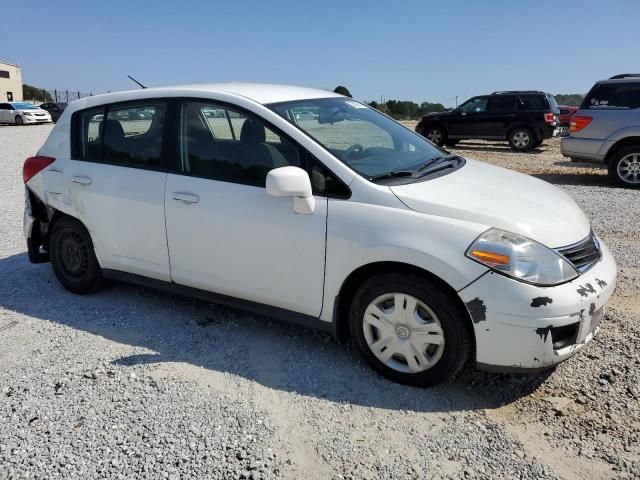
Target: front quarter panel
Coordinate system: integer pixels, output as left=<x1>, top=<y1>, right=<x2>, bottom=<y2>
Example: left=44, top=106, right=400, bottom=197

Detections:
left=321, top=198, right=489, bottom=322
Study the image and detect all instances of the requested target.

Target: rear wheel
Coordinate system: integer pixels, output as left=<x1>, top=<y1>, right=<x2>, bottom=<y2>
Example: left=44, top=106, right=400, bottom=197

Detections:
left=608, top=146, right=640, bottom=189
left=424, top=126, right=446, bottom=146
left=50, top=216, right=104, bottom=294
left=508, top=127, right=535, bottom=151
left=15, top=116, right=23, bottom=126
left=348, top=273, right=472, bottom=387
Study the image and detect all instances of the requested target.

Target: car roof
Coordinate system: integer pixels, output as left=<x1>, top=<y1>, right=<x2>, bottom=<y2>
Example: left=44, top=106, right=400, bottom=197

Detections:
left=73, top=83, right=342, bottom=109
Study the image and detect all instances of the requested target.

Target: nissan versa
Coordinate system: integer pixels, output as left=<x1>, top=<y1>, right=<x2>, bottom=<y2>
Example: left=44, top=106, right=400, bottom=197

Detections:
left=22, top=84, right=616, bottom=386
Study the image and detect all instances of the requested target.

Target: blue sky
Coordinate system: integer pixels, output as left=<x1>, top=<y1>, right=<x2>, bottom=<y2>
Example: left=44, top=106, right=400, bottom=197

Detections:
left=3, top=0, right=639, bottom=106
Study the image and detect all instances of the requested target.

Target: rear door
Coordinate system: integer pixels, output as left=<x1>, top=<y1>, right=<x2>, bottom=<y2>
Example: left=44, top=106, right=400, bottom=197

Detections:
left=164, top=100, right=328, bottom=316
left=0, top=103, right=11, bottom=122
left=484, top=96, right=517, bottom=137
left=67, top=101, right=171, bottom=280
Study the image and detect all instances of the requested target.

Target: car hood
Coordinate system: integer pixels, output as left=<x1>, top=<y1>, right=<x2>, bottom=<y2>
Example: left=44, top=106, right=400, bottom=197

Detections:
left=20, top=108, right=47, bottom=113
left=389, top=159, right=591, bottom=248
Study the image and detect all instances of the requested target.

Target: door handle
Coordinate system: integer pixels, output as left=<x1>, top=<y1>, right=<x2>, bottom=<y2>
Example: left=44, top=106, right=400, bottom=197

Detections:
left=72, top=175, right=92, bottom=186
left=171, top=192, right=199, bottom=204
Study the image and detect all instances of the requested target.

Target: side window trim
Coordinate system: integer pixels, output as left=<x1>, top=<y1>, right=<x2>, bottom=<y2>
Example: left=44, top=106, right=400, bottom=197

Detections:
left=172, top=97, right=351, bottom=198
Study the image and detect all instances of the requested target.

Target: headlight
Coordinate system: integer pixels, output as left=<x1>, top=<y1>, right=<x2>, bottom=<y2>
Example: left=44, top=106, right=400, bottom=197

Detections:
left=466, top=228, right=578, bottom=286
left=23, top=112, right=33, bottom=116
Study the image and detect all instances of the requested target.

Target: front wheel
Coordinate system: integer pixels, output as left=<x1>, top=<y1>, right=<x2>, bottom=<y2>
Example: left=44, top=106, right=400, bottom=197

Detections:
left=348, top=273, right=472, bottom=387
left=608, top=146, right=640, bottom=189
left=424, top=126, right=446, bottom=146
left=508, top=127, right=535, bottom=151
left=50, top=216, right=104, bottom=294
left=15, top=116, right=23, bottom=126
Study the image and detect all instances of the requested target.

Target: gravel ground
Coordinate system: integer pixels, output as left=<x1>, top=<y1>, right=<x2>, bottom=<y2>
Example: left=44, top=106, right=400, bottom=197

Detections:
left=1, top=124, right=639, bottom=479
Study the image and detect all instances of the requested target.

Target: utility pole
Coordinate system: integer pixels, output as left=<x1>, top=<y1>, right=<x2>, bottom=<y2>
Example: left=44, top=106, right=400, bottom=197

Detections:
left=455, top=96, right=458, bottom=107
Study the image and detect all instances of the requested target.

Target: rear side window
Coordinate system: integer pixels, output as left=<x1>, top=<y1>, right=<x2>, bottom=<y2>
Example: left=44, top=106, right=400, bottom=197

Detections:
left=582, top=83, right=640, bottom=109
left=74, top=102, right=167, bottom=168
left=487, top=96, right=516, bottom=112
left=517, top=95, right=549, bottom=111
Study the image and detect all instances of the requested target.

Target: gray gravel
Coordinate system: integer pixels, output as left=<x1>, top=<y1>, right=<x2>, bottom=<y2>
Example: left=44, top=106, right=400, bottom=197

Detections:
left=1, top=125, right=639, bottom=479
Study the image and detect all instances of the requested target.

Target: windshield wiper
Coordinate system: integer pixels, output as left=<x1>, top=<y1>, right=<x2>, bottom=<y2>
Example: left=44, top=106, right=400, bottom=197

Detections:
left=417, top=154, right=460, bottom=172
left=369, top=170, right=415, bottom=182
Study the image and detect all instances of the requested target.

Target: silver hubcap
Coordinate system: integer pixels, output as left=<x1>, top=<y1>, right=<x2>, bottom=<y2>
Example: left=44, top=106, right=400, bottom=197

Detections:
left=513, top=131, right=530, bottom=148
left=427, top=129, right=442, bottom=143
left=363, top=293, right=445, bottom=374
left=617, top=153, right=640, bottom=184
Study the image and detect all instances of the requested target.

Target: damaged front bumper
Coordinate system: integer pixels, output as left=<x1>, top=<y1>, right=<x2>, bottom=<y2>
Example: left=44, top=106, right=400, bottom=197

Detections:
left=459, top=240, right=617, bottom=371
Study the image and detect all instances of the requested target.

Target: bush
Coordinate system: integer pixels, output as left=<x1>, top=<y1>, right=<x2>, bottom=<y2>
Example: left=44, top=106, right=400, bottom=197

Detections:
left=23, top=84, right=52, bottom=102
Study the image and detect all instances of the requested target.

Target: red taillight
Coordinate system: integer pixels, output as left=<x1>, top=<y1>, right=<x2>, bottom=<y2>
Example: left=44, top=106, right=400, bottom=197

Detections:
left=544, top=112, right=555, bottom=123
left=570, top=116, right=593, bottom=133
left=23, top=156, right=55, bottom=183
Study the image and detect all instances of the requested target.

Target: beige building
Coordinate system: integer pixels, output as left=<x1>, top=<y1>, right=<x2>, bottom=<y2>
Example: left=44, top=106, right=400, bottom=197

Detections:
left=0, top=61, right=23, bottom=102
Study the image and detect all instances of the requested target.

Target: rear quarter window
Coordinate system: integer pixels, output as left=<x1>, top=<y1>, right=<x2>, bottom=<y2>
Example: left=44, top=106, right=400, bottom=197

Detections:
left=517, top=95, right=550, bottom=111
left=582, top=83, right=640, bottom=109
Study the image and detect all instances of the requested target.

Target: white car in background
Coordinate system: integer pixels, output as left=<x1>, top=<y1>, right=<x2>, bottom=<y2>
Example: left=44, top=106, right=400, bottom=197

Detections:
left=0, top=102, right=52, bottom=125
left=22, top=83, right=616, bottom=386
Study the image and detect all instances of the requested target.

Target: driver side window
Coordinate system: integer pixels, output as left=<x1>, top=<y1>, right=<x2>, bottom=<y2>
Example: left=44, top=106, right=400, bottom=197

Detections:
left=460, top=97, right=489, bottom=113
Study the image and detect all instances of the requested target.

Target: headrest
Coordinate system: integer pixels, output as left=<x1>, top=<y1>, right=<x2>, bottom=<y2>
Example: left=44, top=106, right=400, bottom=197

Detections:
left=240, top=119, right=266, bottom=145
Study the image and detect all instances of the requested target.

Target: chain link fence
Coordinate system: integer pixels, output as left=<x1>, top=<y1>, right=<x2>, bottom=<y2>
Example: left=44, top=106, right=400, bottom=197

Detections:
left=23, top=89, right=105, bottom=104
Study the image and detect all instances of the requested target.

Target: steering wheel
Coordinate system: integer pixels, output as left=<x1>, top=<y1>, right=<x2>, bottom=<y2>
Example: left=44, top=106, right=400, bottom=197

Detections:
left=345, top=144, right=365, bottom=159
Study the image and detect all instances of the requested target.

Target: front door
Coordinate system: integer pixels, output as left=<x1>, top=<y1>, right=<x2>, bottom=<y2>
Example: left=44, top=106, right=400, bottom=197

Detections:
left=164, top=100, right=327, bottom=316
left=449, top=96, right=489, bottom=137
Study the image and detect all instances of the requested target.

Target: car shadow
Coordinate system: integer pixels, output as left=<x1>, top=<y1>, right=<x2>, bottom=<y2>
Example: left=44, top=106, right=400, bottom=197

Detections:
left=533, top=172, right=616, bottom=188
left=450, top=142, right=547, bottom=154
left=0, top=252, right=552, bottom=414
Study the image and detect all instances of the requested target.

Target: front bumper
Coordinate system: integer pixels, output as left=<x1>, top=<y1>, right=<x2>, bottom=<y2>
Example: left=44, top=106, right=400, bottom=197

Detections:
left=22, top=115, right=51, bottom=124
left=459, top=240, right=617, bottom=371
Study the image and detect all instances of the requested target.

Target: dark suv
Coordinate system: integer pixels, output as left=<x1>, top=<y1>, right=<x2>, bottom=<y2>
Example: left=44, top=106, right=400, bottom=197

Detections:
left=416, top=91, right=560, bottom=151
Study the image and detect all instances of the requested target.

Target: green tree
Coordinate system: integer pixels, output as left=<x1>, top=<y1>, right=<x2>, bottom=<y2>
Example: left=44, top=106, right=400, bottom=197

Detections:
left=333, top=85, right=353, bottom=98
left=416, top=101, right=446, bottom=116
left=554, top=94, right=584, bottom=106
left=22, top=84, right=53, bottom=102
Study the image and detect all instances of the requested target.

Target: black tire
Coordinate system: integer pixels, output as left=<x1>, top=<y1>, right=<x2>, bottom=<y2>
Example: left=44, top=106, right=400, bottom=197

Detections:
left=50, top=216, right=104, bottom=294
left=445, top=140, right=459, bottom=147
left=508, top=127, right=535, bottom=152
left=15, top=116, right=23, bottom=126
left=423, top=126, right=446, bottom=146
left=608, top=146, right=640, bottom=189
left=348, top=272, right=473, bottom=387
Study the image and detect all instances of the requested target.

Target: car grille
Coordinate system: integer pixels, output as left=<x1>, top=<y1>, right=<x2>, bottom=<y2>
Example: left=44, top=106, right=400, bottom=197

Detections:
left=556, top=233, right=601, bottom=272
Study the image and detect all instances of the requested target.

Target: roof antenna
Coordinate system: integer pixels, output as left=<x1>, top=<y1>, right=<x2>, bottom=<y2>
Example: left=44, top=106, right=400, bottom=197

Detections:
left=127, top=75, right=147, bottom=89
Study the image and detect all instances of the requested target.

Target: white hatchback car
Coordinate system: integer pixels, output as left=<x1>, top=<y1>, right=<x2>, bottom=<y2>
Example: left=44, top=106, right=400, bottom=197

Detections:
left=23, top=84, right=616, bottom=386
left=0, top=102, right=52, bottom=125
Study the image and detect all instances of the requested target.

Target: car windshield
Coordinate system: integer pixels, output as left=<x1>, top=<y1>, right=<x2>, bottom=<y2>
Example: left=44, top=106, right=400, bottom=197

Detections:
left=267, top=97, right=445, bottom=179
left=11, top=102, right=39, bottom=109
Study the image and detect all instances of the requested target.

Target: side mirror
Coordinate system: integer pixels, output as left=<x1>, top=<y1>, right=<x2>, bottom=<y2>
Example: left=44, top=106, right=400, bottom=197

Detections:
left=266, top=166, right=315, bottom=214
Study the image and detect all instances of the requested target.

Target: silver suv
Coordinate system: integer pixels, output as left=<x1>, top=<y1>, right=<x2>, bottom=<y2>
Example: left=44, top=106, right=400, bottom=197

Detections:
left=561, top=74, right=640, bottom=188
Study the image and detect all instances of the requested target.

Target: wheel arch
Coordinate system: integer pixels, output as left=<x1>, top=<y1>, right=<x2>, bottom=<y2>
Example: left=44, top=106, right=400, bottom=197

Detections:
left=604, top=136, right=640, bottom=165
left=45, top=210, right=103, bottom=266
left=332, top=261, right=475, bottom=347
